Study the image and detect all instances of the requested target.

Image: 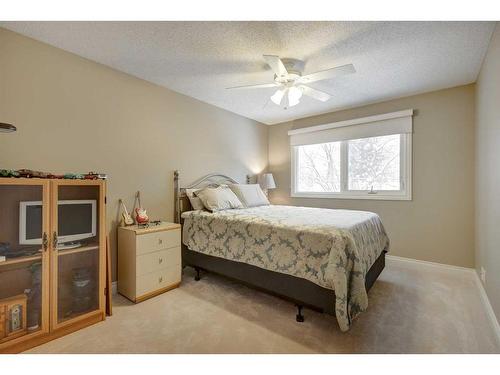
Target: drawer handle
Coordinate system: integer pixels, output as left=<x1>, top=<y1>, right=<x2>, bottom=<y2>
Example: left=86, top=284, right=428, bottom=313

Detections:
left=158, top=239, right=163, bottom=245
left=159, top=276, right=163, bottom=283
left=158, top=258, right=163, bottom=264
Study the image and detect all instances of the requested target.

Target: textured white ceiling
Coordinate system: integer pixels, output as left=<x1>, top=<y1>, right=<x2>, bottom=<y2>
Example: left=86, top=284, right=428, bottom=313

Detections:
left=1, top=21, right=495, bottom=125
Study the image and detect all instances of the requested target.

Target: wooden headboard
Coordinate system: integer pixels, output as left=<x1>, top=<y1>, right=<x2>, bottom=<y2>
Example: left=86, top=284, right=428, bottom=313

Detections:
left=173, top=170, right=249, bottom=223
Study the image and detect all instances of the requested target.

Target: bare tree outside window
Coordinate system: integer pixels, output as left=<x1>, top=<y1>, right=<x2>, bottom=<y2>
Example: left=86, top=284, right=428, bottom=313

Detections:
left=348, top=134, right=400, bottom=191
left=297, top=142, right=341, bottom=192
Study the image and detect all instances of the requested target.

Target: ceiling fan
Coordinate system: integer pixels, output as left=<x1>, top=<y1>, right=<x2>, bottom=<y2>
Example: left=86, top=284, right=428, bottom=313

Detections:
left=226, top=55, right=356, bottom=109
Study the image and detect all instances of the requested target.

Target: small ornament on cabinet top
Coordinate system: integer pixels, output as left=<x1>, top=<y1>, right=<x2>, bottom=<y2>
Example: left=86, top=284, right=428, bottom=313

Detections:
left=0, top=169, right=107, bottom=180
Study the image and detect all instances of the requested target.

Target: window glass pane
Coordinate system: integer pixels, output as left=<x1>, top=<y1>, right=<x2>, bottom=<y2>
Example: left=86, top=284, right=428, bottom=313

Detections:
left=348, top=134, right=401, bottom=191
left=296, top=142, right=341, bottom=192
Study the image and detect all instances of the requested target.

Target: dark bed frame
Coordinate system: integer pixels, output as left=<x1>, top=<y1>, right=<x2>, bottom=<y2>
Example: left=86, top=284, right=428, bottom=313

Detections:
left=174, top=170, right=387, bottom=322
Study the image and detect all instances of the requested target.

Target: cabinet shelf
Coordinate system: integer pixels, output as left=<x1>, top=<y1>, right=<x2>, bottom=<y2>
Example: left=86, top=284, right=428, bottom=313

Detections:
left=57, top=244, right=99, bottom=257
left=0, top=244, right=100, bottom=264
left=0, top=252, right=42, bottom=267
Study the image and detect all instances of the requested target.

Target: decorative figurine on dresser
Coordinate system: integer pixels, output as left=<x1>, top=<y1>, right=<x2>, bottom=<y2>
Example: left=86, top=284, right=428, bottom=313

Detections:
left=118, top=221, right=181, bottom=303
left=134, top=191, right=149, bottom=225
left=0, top=176, right=107, bottom=353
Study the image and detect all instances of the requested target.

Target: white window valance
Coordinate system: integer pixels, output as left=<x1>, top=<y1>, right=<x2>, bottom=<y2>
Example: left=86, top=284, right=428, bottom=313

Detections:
left=288, top=109, right=413, bottom=146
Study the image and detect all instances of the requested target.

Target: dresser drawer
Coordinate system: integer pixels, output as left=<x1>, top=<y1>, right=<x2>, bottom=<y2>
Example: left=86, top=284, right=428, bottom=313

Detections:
left=136, top=247, right=181, bottom=277
left=136, top=267, right=181, bottom=297
left=136, top=229, right=180, bottom=255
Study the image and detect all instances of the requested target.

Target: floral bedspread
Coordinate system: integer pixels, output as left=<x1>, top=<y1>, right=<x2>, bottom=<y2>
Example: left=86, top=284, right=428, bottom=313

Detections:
left=181, top=205, right=389, bottom=331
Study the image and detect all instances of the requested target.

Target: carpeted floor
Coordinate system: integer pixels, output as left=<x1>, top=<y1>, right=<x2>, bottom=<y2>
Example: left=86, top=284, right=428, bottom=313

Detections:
left=26, top=258, right=500, bottom=354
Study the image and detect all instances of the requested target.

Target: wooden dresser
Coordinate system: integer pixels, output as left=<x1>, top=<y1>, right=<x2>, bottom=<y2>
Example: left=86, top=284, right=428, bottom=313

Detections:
left=117, top=222, right=181, bottom=303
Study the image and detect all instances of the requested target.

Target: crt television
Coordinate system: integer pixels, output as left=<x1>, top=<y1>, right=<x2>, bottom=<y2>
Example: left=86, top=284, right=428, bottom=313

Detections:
left=19, top=200, right=97, bottom=245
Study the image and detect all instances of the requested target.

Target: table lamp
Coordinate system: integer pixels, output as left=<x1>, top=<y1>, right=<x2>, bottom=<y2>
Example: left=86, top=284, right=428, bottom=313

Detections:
left=258, top=173, right=276, bottom=196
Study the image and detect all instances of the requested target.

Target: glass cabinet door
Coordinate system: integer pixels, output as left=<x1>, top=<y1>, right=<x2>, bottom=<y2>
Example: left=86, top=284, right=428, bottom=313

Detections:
left=0, top=180, right=50, bottom=346
left=51, top=181, right=104, bottom=328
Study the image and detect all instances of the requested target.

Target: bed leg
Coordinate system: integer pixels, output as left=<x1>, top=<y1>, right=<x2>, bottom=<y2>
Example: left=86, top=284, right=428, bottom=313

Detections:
left=194, top=267, right=201, bottom=281
left=296, top=305, right=305, bottom=323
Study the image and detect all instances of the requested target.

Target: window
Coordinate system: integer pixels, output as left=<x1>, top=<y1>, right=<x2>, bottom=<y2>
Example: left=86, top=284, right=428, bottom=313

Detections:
left=347, top=134, right=401, bottom=191
left=296, top=141, right=341, bottom=192
left=290, top=110, right=412, bottom=200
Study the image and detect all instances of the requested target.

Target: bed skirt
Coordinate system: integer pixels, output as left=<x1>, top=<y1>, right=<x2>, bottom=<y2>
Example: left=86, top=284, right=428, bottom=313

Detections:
left=182, top=246, right=387, bottom=314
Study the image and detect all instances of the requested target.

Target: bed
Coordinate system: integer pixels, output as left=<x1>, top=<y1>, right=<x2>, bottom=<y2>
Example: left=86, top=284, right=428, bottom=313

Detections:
left=174, top=171, right=389, bottom=331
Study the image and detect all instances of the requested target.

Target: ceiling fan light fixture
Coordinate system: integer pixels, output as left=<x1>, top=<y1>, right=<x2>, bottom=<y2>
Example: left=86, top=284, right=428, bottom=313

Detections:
left=271, top=88, right=286, bottom=106
left=287, top=86, right=303, bottom=107
left=227, top=55, right=355, bottom=110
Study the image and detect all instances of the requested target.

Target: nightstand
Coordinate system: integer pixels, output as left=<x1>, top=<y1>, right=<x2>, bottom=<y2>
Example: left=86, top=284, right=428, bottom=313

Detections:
left=117, top=222, right=181, bottom=303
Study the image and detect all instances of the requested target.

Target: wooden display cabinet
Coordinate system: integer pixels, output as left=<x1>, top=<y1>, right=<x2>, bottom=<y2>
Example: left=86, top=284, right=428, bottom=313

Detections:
left=0, top=178, right=106, bottom=353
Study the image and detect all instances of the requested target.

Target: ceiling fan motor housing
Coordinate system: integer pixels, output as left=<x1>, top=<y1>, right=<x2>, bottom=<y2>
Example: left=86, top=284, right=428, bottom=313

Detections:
left=274, top=58, right=305, bottom=83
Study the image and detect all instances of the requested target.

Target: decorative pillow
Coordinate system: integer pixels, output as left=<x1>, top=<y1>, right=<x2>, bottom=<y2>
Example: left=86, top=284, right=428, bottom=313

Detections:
left=195, top=186, right=244, bottom=212
left=228, top=184, right=270, bottom=208
left=185, top=188, right=205, bottom=210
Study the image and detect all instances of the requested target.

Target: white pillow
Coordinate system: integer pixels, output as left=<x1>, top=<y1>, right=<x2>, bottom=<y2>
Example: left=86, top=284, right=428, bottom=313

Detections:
left=228, top=184, right=270, bottom=208
left=185, top=188, right=205, bottom=210
left=195, top=186, right=244, bottom=212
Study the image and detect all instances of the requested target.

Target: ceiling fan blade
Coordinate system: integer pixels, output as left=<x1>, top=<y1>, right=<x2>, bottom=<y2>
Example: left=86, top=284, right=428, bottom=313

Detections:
left=298, top=64, right=355, bottom=84
left=226, top=83, right=278, bottom=90
left=263, top=55, right=289, bottom=78
left=299, top=85, right=331, bottom=102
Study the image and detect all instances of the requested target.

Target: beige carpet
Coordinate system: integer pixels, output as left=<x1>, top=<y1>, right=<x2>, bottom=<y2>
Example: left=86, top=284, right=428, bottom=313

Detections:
left=26, top=258, right=500, bottom=354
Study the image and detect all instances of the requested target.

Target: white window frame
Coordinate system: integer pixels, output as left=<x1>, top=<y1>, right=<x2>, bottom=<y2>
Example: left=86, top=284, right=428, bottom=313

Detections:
left=290, top=111, right=413, bottom=201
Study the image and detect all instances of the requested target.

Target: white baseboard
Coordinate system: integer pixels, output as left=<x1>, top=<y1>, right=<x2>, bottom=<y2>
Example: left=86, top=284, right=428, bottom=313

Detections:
left=386, top=254, right=475, bottom=274
left=386, top=254, right=500, bottom=346
left=473, top=272, right=500, bottom=346
left=111, top=281, right=118, bottom=295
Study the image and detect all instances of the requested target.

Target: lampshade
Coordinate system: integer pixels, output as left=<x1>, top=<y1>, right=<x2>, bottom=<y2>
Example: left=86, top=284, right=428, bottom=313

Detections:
left=270, top=87, right=303, bottom=107
left=287, top=86, right=303, bottom=107
left=258, top=173, right=276, bottom=190
left=271, top=89, right=286, bottom=106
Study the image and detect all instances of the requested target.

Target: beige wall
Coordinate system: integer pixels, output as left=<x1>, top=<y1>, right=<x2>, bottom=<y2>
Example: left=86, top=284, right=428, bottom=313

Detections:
left=0, top=28, right=268, bottom=279
left=0, top=25, right=488, bottom=280
left=475, top=24, right=500, bottom=322
left=269, top=84, right=476, bottom=268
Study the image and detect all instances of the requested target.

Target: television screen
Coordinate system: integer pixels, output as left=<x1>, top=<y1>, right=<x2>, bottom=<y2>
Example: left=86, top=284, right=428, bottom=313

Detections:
left=20, top=200, right=96, bottom=245
left=25, top=204, right=42, bottom=241
left=58, top=203, right=93, bottom=237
